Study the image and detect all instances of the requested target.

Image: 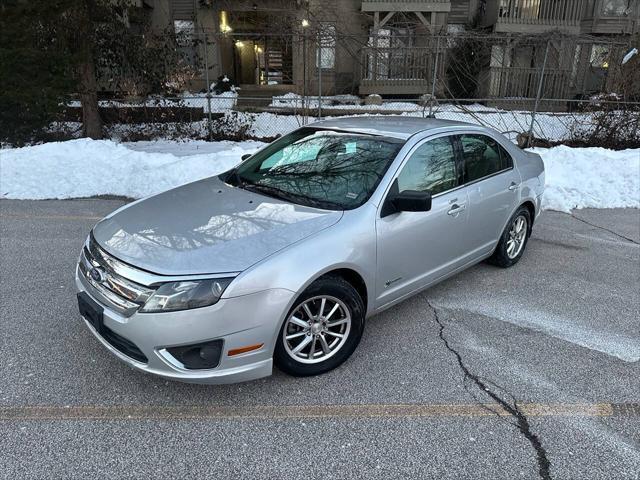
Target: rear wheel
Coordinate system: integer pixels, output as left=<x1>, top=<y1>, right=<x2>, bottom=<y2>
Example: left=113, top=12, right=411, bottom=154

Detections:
left=274, top=276, right=365, bottom=377
left=489, top=206, right=531, bottom=268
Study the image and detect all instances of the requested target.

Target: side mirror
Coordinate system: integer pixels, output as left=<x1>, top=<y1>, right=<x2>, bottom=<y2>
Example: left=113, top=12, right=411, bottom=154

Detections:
left=241, top=154, right=251, bottom=161
left=393, top=190, right=432, bottom=212
left=381, top=188, right=432, bottom=217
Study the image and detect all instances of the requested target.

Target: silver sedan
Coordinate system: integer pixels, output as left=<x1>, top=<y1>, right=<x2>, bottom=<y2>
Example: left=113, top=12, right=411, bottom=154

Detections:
left=76, top=117, right=545, bottom=383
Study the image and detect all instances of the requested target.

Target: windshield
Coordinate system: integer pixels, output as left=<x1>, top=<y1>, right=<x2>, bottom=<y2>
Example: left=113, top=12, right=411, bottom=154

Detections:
left=227, top=128, right=405, bottom=210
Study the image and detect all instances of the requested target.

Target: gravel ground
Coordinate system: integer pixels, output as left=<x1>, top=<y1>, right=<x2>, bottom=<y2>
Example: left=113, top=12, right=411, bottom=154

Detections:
left=0, top=199, right=638, bottom=479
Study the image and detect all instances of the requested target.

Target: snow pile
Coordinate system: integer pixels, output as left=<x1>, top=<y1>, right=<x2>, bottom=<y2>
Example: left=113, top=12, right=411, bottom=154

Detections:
left=270, top=93, right=423, bottom=111
left=67, top=91, right=238, bottom=113
left=1, top=140, right=638, bottom=212
left=0, top=139, right=263, bottom=200
left=271, top=92, right=305, bottom=108
left=533, top=146, right=640, bottom=212
left=186, top=91, right=238, bottom=112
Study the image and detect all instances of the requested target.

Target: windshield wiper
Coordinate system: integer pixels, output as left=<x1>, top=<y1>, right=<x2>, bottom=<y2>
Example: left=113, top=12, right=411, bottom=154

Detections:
left=224, top=168, right=246, bottom=187
left=243, top=183, right=344, bottom=211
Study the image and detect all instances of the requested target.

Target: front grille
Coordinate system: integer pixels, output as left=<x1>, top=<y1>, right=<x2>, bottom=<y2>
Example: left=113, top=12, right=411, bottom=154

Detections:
left=101, top=326, right=148, bottom=363
left=78, top=237, right=154, bottom=315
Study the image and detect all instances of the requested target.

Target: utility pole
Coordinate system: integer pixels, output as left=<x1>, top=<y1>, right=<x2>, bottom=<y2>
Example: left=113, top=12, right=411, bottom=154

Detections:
left=428, top=36, right=440, bottom=118
left=527, top=40, right=550, bottom=147
left=203, top=31, right=212, bottom=141
left=302, top=18, right=309, bottom=125
left=317, top=28, right=322, bottom=119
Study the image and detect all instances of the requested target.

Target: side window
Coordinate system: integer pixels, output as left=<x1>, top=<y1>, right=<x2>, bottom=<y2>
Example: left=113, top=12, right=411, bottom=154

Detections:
left=397, top=137, right=457, bottom=195
left=497, top=143, right=513, bottom=170
left=459, top=134, right=504, bottom=183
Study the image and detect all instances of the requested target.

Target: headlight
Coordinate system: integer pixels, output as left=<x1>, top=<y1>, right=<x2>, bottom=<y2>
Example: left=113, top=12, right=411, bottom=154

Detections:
left=140, top=278, right=233, bottom=313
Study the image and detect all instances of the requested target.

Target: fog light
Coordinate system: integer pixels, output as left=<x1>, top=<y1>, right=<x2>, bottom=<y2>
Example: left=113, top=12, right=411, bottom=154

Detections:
left=166, top=339, right=223, bottom=370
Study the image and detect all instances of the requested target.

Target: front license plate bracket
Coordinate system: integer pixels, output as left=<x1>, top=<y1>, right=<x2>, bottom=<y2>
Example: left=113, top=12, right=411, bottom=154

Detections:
left=77, top=292, right=104, bottom=333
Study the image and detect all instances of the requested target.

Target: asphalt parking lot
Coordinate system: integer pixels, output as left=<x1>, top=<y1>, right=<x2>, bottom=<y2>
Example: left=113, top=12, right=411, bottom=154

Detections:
left=1, top=199, right=639, bottom=479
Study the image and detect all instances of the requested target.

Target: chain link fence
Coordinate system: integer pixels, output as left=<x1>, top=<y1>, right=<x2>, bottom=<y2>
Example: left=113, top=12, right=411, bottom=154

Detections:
left=55, top=94, right=639, bottom=149
left=54, top=30, right=639, bottom=148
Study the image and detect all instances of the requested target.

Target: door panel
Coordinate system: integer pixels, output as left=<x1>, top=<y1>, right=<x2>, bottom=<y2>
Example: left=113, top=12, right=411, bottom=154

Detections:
left=375, top=135, right=473, bottom=308
left=457, top=134, right=521, bottom=255
left=375, top=188, right=470, bottom=307
left=465, top=171, right=520, bottom=254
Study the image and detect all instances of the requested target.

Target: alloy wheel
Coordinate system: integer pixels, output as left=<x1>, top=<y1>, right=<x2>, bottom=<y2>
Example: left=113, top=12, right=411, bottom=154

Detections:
left=506, top=214, right=527, bottom=259
left=283, top=295, right=351, bottom=364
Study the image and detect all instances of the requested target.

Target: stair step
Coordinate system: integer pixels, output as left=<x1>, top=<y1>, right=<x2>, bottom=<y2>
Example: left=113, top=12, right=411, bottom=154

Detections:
left=236, top=97, right=273, bottom=107
left=235, top=83, right=299, bottom=107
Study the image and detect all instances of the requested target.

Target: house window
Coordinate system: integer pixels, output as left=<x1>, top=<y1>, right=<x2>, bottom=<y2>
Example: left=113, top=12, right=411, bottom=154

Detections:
left=490, top=44, right=514, bottom=68
left=590, top=45, right=610, bottom=68
left=601, top=0, right=630, bottom=16
left=174, top=20, right=195, bottom=47
left=173, top=20, right=196, bottom=67
left=316, top=24, right=336, bottom=69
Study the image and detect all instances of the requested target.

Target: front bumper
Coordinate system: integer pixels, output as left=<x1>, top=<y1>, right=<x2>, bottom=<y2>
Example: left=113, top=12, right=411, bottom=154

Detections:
left=75, top=267, right=295, bottom=384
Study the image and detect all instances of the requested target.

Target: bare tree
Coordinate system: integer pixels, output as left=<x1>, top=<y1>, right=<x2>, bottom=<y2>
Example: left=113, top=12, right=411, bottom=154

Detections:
left=76, top=0, right=102, bottom=139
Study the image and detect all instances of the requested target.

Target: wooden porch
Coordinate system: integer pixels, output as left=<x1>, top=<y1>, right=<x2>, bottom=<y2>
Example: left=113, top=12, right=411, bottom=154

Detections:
left=359, top=46, right=438, bottom=95
left=495, top=0, right=584, bottom=33
left=361, top=0, right=451, bottom=13
left=487, top=66, right=572, bottom=99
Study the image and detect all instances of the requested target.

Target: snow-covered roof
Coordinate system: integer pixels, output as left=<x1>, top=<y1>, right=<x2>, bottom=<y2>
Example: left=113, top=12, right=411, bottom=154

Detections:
left=310, top=115, right=475, bottom=139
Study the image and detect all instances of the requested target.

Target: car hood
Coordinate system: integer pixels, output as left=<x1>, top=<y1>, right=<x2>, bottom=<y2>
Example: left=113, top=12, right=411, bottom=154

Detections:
left=92, top=176, right=342, bottom=275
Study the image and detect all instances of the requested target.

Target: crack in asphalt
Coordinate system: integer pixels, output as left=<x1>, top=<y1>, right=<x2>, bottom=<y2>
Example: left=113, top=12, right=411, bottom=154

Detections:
left=426, top=300, right=552, bottom=480
left=552, top=210, right=639, bottom=245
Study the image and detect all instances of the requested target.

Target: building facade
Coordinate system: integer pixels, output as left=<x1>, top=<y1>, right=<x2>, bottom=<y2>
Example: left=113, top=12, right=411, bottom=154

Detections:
left=135, top=0, right=638, bottom=100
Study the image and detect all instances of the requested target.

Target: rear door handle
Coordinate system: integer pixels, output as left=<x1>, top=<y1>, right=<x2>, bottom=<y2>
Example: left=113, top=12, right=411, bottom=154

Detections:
left=508, top=182, right=520, bottom=191
left=447, top=204, right=466, bottom=216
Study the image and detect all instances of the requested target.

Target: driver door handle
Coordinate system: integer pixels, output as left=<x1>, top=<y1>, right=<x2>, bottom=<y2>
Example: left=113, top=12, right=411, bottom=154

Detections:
left=508, top=182, right=520, bottom=191
left=447, top=204, right=466, bottom=216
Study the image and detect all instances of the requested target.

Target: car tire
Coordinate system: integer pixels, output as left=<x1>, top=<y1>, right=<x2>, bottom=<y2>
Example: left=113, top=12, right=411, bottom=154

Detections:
left=488, top=206, right=532, bottom=268
left=274, top=275, right=365, bottom=377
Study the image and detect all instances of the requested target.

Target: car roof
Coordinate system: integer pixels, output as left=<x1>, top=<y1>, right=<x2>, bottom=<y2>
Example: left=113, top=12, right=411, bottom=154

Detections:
left=310, top=115, right=478, bottom=140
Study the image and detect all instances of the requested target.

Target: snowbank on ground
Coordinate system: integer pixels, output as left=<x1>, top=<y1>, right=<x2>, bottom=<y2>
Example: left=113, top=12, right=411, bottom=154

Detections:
left=0, top=139, right=263, bottom=200
left=1, top=140, right=638, bottom=213
left=270, top=93, right=423, bottom=111
left=67, top=91, right=238, bottom=113
left=532, top=146, right=640, bottom=212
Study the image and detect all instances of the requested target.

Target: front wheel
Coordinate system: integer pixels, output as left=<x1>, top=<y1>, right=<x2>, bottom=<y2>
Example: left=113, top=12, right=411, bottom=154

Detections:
left=274, top=276, right=365, bottom=377
left=489, top=206, right=531, bottom=268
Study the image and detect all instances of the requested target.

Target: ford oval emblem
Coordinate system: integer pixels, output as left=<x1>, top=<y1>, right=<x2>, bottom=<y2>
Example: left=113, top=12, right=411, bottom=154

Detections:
left=89, top=267, right=105, bottom=283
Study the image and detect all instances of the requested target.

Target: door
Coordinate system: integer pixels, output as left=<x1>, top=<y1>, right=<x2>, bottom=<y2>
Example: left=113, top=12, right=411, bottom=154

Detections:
left=234, top=40, right=258, bottom=85
left=375, top=135, right=472, bottom=308
left=456, top=133, right=521, bottom=256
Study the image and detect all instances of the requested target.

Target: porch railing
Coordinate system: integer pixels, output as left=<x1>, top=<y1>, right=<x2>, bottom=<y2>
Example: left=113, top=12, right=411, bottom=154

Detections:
left=488, top=66, right=571, bottom=98
left=361, top=46, right=436, bottom=82
left=497, top=0, right=584, bottom=25
left=362, top=0, right=451, bottom=10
